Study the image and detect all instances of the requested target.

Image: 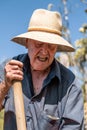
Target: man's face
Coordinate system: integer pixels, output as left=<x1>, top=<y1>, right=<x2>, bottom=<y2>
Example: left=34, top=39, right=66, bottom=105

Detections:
left=26, top=39, right=57, bottom=71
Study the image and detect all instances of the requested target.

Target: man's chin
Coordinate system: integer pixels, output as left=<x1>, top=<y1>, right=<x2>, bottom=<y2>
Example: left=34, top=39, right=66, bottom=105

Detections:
left=31, top=67, right=48, bottom=71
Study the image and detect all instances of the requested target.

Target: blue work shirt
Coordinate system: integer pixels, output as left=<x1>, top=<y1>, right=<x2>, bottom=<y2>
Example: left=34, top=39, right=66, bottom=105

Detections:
left=1, top=53, right=84, bottom=130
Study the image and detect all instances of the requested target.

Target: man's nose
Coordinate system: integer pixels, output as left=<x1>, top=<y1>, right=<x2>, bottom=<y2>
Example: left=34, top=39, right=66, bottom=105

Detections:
left=41, top=44, right=48, bottom=54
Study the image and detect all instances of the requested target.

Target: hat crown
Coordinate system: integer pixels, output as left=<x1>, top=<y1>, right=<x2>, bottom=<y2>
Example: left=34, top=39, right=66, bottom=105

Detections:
left=28, top=9, right=62, bottom=35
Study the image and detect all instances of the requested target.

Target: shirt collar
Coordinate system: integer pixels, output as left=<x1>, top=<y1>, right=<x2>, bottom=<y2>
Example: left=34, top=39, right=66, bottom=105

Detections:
left=48, top=58, right=61, bottom=82
left=21, top=54, right=31, bottom=73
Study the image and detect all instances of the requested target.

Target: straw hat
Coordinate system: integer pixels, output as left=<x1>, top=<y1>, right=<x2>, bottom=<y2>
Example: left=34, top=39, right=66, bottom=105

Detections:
left=11, top=9, right=75, bottom=52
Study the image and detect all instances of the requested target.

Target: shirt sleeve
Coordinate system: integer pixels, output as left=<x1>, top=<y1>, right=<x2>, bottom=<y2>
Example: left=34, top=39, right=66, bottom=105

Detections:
left=0, top=59, right=11, bottom=110
left=0, top=63, right=4, bottom=82
left=0, top=58, right=11, bottom=82
left=60, top=78, right=84, bottom=130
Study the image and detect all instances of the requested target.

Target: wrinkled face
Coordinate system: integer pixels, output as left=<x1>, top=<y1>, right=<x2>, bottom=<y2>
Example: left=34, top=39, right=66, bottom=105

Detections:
left=26, top=39, right=57, bottom=71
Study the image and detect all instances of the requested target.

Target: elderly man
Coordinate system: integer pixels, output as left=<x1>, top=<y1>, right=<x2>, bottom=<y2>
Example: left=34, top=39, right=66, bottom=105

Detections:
left=0, top=9, right=84, bottom=130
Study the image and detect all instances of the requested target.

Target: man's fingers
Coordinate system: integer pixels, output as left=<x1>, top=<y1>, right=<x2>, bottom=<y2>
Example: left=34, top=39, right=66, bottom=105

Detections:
left=6, top=60, right=23, bottom=68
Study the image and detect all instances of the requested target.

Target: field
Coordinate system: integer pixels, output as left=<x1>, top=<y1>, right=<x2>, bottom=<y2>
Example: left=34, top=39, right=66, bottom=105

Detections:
left=0, top=110, right=4, bottom=130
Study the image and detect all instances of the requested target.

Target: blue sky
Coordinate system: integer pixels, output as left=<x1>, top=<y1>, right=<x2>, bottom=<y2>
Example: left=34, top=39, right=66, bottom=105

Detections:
left=0, top=0, right=87, bottom=62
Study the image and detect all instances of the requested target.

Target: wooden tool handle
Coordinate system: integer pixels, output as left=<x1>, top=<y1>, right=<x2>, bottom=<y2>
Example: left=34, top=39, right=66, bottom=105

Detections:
left=13, top=81, right=27, bottom=130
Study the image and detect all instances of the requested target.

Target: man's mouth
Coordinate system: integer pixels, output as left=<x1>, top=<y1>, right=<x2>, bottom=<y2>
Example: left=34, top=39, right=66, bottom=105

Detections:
left=37, top=56, right=48, bottom=62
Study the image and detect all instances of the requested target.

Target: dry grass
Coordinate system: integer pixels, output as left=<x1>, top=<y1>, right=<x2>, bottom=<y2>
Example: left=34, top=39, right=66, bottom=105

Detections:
left=84, top=102, right=87, bottom=129
left=0, top=110, right=4, bottom=130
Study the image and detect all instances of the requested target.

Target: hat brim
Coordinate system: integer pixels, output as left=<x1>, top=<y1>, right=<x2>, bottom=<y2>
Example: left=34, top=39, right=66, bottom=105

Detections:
left=11, top=31, right=75, bottom=52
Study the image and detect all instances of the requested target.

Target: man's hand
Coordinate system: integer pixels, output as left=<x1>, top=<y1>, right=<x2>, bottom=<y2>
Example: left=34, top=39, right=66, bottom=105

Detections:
left=5, top=60, right=24, bottom=87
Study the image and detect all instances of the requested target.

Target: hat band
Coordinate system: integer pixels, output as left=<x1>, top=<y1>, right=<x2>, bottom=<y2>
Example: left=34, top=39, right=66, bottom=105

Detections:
left=28, top=27, right=62, bottom=36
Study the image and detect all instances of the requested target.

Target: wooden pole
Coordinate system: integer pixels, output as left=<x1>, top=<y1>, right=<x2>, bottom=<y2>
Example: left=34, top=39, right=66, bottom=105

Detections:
left=13, top=81, right=27, bottom=130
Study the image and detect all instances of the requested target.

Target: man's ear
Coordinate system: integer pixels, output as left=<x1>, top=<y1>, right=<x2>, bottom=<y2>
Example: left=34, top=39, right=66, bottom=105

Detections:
left=25, top=39, right=28, bottom=48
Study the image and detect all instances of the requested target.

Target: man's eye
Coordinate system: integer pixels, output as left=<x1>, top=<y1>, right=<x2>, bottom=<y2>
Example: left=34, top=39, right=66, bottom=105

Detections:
left=48, top=45, right=57, bottom=50
left=35, top=44, right=43, bottom=48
